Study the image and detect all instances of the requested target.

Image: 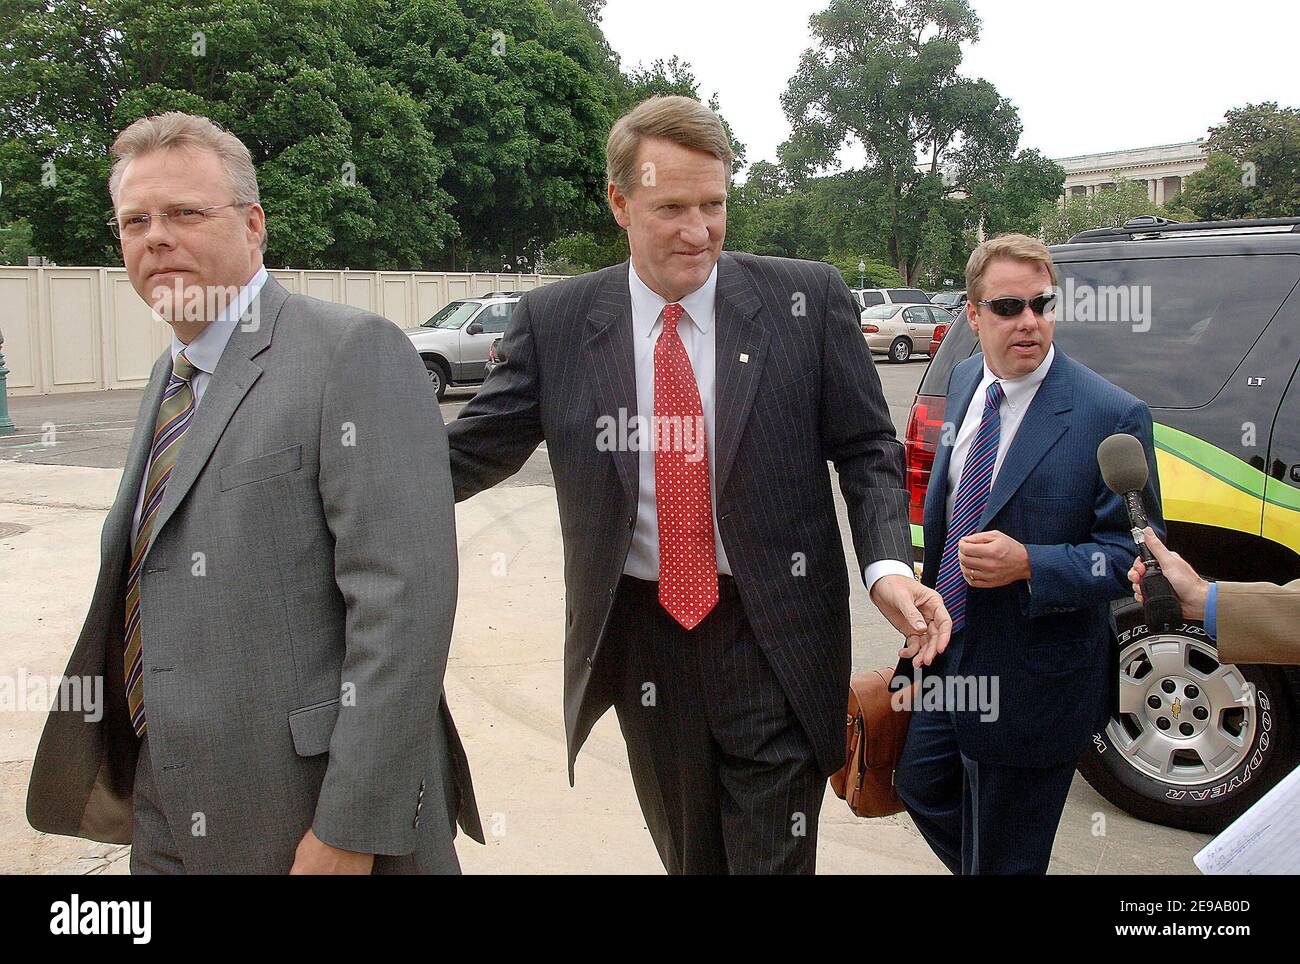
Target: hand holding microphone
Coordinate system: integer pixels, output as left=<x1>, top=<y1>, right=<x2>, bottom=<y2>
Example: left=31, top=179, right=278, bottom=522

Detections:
left=1097, top=433, right=1183, bottom=631
left=1128, top=527, right=1210, bottom=621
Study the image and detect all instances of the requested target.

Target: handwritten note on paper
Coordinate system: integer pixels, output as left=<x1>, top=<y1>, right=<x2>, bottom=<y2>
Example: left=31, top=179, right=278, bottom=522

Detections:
left=1194, top=762, right=1300, bottom=874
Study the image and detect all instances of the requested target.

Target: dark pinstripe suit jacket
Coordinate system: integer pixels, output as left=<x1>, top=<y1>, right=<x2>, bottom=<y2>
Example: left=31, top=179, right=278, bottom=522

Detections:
left=448, top=252, right=912, bottom=779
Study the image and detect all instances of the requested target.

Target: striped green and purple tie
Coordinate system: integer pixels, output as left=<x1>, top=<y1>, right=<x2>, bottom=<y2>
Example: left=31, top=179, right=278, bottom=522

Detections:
left=124, top=351, right=199, bottom=736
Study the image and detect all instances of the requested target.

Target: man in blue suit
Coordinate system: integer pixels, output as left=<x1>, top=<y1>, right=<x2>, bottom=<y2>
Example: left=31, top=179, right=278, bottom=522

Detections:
left=895, top=233, right=1163, bottom=874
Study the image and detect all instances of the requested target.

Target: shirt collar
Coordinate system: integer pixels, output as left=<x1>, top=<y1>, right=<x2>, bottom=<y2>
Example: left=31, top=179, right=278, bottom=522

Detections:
left=170, top=266, right=269, bottom=373
left=980, top=342, right=1055, bottom=414
left=628, top=260, right=718, bottom=338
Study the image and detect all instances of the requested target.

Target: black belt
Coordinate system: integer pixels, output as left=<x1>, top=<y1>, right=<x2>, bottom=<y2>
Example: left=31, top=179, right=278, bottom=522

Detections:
left=619, top=572, right=739, bottom=600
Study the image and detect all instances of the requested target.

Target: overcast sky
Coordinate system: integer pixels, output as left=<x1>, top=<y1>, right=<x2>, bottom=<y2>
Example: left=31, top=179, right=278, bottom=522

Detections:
left=600, top=0, right=1297, bottom=173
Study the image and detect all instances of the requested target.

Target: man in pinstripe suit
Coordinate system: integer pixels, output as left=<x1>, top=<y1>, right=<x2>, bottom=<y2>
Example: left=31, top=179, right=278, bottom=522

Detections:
left=448, top=96, right=951, bottom=874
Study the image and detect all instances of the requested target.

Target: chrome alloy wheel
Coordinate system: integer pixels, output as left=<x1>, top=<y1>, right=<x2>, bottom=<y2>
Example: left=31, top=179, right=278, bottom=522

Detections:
left=1108, top=633, right=1257, bottom=787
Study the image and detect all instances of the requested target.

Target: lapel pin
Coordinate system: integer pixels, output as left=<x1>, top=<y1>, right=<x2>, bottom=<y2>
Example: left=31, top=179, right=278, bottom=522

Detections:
left=739, top=353, right=749, bottom=364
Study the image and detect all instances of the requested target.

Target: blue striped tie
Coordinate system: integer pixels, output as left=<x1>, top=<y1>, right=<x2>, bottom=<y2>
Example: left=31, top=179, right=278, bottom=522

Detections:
left=935, top=381, right=1005, bottom=633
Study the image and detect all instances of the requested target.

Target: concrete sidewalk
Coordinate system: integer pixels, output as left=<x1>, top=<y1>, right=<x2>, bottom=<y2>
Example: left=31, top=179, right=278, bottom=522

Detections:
left=0, top=461, right=1207, bottom=874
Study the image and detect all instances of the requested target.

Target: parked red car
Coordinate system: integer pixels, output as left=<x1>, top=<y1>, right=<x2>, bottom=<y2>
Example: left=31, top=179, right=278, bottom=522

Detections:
left=927, top=320, right=948, bottom=358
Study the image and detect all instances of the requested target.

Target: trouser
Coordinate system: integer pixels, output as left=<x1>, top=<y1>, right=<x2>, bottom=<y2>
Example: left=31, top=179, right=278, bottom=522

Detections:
left=894, top=630, right=1077, bottom=875
left=604, top=574, right=825, bottom=875
left=130, top=734, right=185, bottom=875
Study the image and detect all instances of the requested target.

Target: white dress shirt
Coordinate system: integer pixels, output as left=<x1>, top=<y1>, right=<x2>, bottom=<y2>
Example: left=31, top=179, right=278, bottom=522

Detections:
left=130, top=266, right=269, bottom=541
left=944, top=343, right=1056, bottom=526
left=624, top=261, right=731, bottom=579
left=621, top=260, right=913, bottom=594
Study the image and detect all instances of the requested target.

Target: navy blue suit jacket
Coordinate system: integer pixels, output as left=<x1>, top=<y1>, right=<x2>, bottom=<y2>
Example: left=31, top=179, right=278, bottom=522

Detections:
left=921, top=348, right=1164, bottom=768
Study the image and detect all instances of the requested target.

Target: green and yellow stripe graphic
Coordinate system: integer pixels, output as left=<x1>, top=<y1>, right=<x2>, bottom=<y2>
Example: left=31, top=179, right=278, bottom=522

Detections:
left=908, top=424, right=1300, bottom=555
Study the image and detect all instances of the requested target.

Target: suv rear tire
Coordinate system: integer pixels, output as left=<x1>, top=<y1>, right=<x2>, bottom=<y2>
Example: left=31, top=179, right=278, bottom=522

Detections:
left=1078, top=600, right=1296, bottom=833
left=424, top=359, right=450, bottom=401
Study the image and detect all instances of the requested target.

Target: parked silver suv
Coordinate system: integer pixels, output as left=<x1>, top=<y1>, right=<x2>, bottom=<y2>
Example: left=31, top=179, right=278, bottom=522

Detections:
left=405, top=293, right=519, bottom=399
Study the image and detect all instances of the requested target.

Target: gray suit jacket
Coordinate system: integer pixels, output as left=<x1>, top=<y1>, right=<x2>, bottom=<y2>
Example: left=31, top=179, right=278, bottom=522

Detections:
left=26, top=277, right=483, bottom=872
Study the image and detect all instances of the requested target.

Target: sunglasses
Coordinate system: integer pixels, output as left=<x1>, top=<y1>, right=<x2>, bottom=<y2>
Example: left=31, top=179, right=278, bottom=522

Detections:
left=976, top=294, right=1057, bottom=317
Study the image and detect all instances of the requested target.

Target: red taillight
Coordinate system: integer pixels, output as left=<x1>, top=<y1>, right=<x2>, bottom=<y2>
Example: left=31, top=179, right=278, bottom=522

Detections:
left=863, top=324, right=879, bottom=333
left=928, top=324, right=947, bottom=357
left=904, top=394, right=946, bottom=527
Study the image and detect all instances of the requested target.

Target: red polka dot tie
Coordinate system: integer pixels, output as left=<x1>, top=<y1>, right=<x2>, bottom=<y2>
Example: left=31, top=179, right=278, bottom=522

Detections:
left=654, top=303, right=718, bottom=629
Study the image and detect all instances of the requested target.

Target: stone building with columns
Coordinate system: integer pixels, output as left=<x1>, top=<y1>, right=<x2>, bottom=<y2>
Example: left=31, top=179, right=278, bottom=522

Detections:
left=1056, top=139, right=1207, bottom=206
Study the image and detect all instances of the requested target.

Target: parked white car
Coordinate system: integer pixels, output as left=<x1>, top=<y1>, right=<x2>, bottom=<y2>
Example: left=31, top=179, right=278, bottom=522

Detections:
left=849, top=287, right=932, bottom=310
left=404, top=293, right=519, bottom=399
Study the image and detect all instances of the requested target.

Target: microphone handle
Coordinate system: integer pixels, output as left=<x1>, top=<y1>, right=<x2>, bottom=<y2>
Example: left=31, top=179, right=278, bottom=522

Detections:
left=1123, top=490, right=1181, bottom=628
left=1124, top=490, right=1158, bottom=566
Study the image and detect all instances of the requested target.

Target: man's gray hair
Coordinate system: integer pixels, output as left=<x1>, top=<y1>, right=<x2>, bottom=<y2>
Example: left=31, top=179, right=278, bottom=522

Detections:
left=109, top=112, right=266, bottom=251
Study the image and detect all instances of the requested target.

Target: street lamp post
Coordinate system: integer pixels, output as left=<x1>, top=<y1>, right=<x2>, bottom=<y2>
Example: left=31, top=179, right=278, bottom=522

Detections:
left=858, top=259, right=866, bottom=290
left=0, top=327, right=16, bottom=436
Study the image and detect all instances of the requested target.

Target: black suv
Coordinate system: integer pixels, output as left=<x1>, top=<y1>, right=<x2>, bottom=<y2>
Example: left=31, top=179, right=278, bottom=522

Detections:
left=906, top=217, right=1300, bottom=832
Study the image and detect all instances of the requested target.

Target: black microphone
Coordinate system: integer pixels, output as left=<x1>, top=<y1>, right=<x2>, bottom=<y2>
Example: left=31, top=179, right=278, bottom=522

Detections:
left=1097, top=433, right=1181, bottom=631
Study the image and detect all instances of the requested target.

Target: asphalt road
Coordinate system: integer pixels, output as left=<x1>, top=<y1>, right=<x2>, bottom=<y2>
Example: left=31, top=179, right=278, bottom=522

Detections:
left=0, top=352, right=931, bottom=674
left=0, top=353, right=929, bottom=478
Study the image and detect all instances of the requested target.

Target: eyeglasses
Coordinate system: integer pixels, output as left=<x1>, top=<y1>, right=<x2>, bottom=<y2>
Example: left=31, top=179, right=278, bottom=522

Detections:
left=976, top=294, right=1057, bottom=318
left=107, top=203, right=249, bottom=240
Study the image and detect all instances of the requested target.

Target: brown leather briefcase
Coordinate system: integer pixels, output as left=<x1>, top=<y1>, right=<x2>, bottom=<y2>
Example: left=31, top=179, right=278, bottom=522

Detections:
left=829, top=662, right=917, bottom=818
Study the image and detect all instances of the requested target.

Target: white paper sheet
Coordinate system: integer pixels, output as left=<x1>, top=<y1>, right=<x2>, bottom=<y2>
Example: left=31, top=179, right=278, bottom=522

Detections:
left=1194, top=762, right=1300, bottom=874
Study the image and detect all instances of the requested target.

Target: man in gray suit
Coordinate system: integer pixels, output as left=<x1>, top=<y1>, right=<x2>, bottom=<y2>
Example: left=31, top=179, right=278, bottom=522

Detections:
left=25, top=112, right=481, bottom=873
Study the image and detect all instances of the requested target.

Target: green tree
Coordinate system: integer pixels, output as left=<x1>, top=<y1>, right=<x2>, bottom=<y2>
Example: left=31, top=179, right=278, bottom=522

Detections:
left=379, top=0, right=621, bottom=270
left=967, top=148, right=1065, bottom=237
left=779, top=0, right=1021, bottom=283
left=0, top=0, right=634, bottom=271
left=0, top=0, right=125, bottom=265
left=825, top=254, right=904, bottom=288
left=0, top=219, right=37, bottom=264
left=735, top=160, right=787, bottom=205
left=539, top=228, right=626, bottom=274
left=1175, top=104, right=1300, bottom=220
left=1038, top=177, right=1169, bottom=245
left=1167, top=152, right=1253, bottom=221
left=0, top=0, right=458, bottom=267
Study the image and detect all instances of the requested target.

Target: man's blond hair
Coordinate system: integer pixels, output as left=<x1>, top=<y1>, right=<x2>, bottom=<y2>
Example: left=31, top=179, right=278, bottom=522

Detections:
left=606, top=95, right=733, bottom=196
left=109, top=112, right=265, bottom=250
left=965, top=233, right=1057, bottom=302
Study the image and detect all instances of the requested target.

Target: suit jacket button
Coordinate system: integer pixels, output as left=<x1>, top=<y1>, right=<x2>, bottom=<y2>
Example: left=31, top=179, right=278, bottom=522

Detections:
left=585, top=656, right=593, bottom=668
